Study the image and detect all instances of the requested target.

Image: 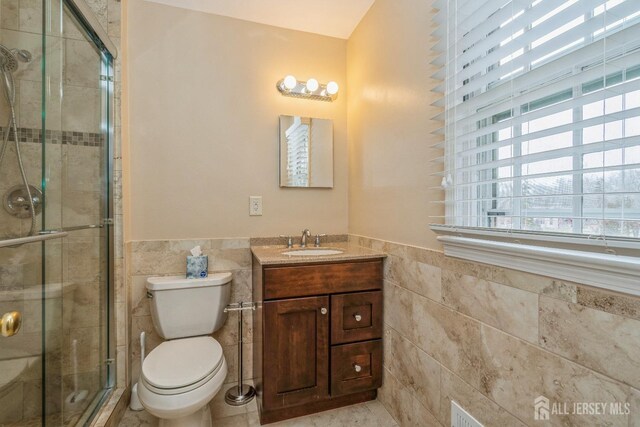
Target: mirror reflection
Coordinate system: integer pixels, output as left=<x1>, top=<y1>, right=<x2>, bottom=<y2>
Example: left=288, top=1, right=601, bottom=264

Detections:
left=279, top=115, right=334, bottom=188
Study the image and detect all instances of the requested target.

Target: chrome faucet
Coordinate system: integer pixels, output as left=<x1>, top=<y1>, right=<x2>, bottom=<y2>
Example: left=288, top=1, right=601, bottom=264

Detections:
left=300, top=229, right=311, bottom=247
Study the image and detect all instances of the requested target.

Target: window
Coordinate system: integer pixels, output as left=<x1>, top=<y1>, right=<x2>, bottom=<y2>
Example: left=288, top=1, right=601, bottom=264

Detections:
left=435, top=0, right=640, bottom=239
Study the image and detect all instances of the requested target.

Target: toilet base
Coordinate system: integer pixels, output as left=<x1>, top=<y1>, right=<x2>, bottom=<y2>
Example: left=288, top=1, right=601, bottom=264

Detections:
left=158, top=406, right=211, bottom=427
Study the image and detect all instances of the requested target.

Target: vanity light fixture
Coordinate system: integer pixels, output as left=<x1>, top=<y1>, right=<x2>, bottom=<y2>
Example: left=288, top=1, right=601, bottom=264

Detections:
left=277, top=75, right=339, bottom=102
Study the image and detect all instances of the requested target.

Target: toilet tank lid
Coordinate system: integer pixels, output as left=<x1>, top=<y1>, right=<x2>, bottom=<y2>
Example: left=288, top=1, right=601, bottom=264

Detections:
left=146, top=273, right=232, bottom=291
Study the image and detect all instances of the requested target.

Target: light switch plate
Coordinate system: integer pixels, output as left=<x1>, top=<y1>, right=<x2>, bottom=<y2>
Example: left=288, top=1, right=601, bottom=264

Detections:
left=249, top=196, right=262, bottom=216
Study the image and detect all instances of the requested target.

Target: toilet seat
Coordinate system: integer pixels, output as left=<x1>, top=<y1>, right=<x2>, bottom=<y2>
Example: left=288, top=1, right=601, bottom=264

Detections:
left=138, top=357, right=228, bottom=422
left=141, top=336, right=224, bottom=395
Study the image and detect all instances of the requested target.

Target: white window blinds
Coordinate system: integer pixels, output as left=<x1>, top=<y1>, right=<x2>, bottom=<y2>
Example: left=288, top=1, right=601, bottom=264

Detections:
left=434, top=0, right=640, bottom=238
left=285, top=116, right=311, bottom=187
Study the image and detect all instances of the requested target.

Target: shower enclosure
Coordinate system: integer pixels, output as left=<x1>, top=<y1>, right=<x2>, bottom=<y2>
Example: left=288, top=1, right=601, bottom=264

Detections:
left=0, top=0, right=116, bottom=425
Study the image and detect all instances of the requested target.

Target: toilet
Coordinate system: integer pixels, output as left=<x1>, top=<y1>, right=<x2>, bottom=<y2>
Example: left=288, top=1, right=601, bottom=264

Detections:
left=138, top=273, right=232, bottom=427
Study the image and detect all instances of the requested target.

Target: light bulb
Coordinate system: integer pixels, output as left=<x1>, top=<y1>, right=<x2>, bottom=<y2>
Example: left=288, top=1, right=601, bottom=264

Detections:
left=326, top=81, right=339, bottom=95
left=306, top=78, right=319, bottom=92
left=283, top=75, right=297, bottom=90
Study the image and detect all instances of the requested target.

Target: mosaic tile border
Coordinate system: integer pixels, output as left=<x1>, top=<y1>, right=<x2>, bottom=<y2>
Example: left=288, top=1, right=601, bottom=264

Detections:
left=0, top=126, right=104, bottom=147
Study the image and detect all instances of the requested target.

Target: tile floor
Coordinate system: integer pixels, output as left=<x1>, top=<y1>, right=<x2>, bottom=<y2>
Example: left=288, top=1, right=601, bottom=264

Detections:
left=118, top=395, right=397, bottom=427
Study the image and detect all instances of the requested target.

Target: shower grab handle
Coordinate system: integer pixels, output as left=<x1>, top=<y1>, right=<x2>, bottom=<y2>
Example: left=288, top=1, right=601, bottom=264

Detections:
left=0, top=231, right=68, bottom=248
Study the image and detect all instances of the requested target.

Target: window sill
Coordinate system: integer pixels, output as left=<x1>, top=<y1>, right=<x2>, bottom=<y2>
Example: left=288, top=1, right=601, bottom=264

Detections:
left=431, top=227, right=640, bottom=296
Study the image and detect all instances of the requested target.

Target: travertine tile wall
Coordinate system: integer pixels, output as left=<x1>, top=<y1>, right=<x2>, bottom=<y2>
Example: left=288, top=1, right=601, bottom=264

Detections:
left=349, top=234, right=640, bottom=427
left=126, top=239, right=253, bottom=389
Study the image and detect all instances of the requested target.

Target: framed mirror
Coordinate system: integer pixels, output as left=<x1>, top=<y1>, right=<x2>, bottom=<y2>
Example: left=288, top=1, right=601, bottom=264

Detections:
left=279, top=115, right=333, bottom=188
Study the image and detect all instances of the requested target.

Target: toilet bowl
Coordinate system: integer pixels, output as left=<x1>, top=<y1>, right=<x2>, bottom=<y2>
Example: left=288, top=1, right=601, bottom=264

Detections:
left=138, top=337, right=227, bottom=426
left=138, top=273, right=232, bottom=426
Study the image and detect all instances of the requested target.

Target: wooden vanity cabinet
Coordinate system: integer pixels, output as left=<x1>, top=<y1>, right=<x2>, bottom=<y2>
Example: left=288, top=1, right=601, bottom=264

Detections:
left=253, top=258, right=384, bottom=425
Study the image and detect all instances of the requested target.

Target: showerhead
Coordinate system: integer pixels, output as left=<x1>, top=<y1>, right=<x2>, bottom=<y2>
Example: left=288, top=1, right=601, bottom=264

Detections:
left=0, top=44, right=31, bottom=72
left=0, top=44, right=31, bottom=108
left=0, top=45, right=18, bottom=72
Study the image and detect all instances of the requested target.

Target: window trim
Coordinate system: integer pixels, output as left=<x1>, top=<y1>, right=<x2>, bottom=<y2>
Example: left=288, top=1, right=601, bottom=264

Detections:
left=431, top=224, right=640, bottom=296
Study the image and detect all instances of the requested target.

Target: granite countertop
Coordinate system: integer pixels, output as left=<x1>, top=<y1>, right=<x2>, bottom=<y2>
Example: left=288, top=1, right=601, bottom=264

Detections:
left=251, top=241, right=386, bottom=265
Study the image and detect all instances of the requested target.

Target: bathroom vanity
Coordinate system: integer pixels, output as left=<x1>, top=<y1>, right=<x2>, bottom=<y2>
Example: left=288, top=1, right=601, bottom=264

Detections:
left=251, top=243, right=386, bottom=424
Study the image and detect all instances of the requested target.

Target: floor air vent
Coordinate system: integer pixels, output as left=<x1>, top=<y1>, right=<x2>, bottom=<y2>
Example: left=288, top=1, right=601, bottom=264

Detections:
left=451, top=401, right=484, bottom=427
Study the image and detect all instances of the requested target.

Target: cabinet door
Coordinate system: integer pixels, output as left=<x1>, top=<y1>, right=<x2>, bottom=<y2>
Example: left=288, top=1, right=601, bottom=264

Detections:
left=263, top=296, right=330, bottom=409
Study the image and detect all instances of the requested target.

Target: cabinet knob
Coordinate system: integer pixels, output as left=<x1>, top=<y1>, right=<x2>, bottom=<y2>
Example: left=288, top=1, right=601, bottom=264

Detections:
left=353, top=314, right=362, bottom=322
left=320, top=307, right=327, bottom=315
left=353, top=363, right=362, bottom=373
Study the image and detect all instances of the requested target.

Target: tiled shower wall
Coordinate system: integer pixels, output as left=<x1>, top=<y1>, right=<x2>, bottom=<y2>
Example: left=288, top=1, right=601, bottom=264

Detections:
left=125, top=239, right=254, bottom=390
left=349, top=235, right=640, bottom=427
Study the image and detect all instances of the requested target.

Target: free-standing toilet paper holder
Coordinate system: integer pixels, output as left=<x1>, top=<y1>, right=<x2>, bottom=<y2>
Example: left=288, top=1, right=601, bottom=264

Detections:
left=223, top=301, right=257, bottom=406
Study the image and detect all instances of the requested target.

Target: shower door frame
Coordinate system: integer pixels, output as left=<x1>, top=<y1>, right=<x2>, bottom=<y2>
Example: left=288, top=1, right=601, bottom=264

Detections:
left=65, top=0, right=118, bottom=396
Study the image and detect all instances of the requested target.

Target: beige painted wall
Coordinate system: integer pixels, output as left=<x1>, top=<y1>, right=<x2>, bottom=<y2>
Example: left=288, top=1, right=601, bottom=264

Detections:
left=347, top=0, right=443, bottom=250
left=127, top=1, right=347, bottom=240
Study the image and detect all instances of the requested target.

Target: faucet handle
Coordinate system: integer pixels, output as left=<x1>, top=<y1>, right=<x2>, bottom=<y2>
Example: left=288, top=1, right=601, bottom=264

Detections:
left=279, top=235, right=293, bottom=248
left=314, top=234, right=327, bottom=247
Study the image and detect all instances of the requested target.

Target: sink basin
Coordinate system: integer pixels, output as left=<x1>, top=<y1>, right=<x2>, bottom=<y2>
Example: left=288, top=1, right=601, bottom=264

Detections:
left=282, top=248, right=344, bottom=256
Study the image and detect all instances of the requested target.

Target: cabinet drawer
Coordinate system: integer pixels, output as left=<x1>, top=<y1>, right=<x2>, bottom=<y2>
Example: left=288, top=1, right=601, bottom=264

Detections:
left=331, top=340, right=382, bottom=397
left=263, top=260, right=382, bottom=300
left=331, top=291, right=382, bottom=344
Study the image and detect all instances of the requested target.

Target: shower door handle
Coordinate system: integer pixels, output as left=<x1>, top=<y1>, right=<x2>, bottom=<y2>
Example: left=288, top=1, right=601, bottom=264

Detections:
left=40, top=224, right=102, bottom=233
left=0, top=231, right=68, bottom=248
left=0, top=311, right=21, bottom=337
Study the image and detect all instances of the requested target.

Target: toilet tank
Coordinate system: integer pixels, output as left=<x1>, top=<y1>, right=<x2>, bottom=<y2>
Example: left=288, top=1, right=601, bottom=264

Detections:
left=146, top=273, right=232, bottom=339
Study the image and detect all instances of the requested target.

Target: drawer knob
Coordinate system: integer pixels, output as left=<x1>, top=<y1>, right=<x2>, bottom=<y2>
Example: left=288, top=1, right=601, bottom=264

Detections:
left=353, top=314, right=362, bottom=322
left=320, top=307, right=327, bottom=315
left=353, top=363, right=362, bottom=373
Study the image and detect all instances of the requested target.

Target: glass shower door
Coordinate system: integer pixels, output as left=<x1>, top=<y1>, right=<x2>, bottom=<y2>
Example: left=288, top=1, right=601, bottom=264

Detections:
left=42, top=0, right=113, bottom=424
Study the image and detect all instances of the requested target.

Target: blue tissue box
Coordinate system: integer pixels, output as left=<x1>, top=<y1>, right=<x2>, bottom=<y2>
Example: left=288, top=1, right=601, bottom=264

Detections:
left=186, top=256, right=208, bottom=279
